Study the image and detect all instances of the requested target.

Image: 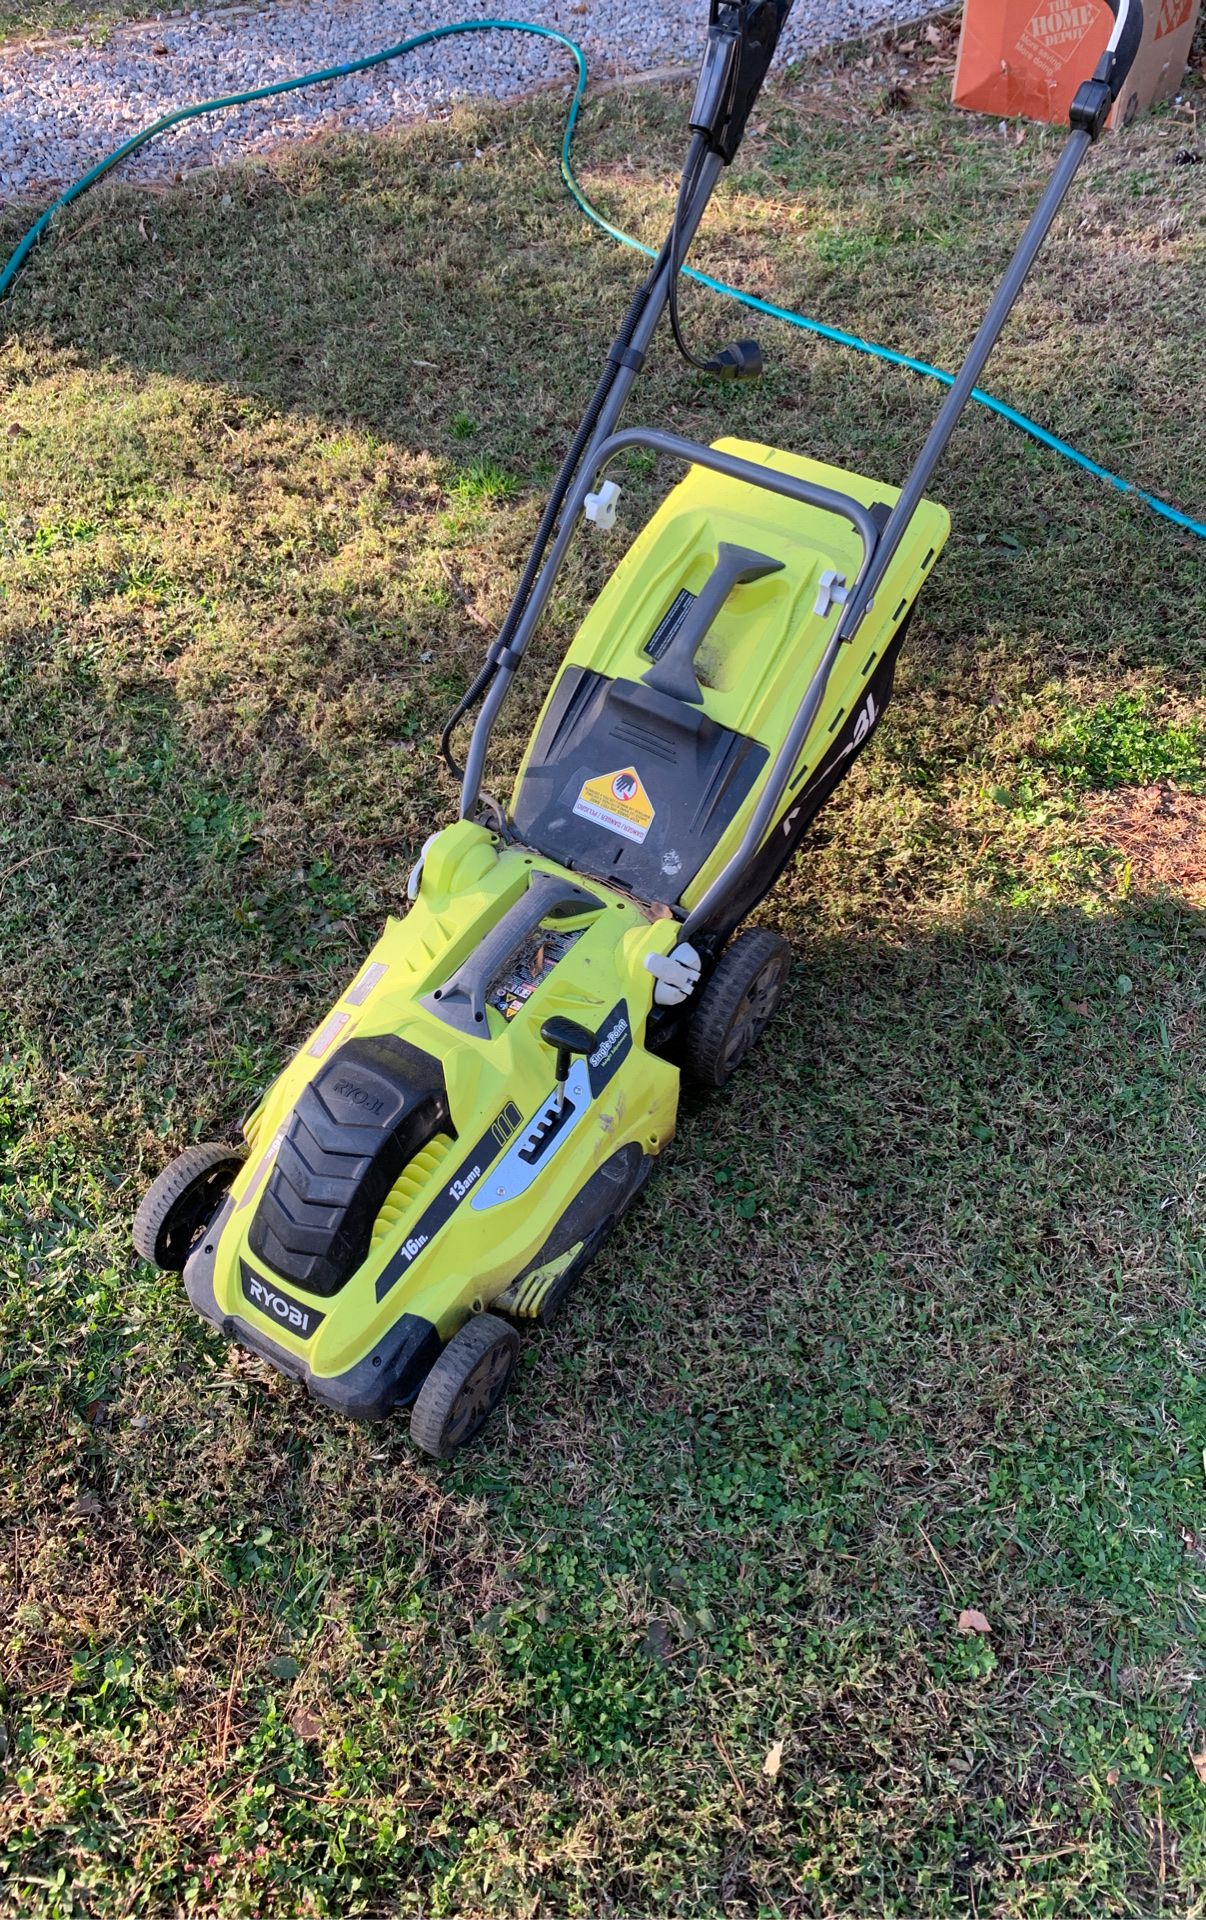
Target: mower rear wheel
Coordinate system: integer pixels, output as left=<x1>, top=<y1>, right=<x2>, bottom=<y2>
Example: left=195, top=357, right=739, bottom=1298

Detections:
left=410, top=1313, right=519, bottom=1459
left=684, top=927, right=792, bottom=1089
left=133, top=1141, right=245, bottom=1271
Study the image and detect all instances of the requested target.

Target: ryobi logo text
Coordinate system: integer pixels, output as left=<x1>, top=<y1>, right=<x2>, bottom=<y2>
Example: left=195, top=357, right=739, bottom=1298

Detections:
left=780, top=690, right=879, bottom=839
left=844, top=688, right=878, bottom=757
left=240, top=1262, right=325, bottom=1340
left=331, top=1078, right=385, bottom=1116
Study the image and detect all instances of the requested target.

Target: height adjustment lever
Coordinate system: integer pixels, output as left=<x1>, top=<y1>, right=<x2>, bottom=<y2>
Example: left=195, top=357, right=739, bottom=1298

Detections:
left=540, top=1016, right=598, bottom=1110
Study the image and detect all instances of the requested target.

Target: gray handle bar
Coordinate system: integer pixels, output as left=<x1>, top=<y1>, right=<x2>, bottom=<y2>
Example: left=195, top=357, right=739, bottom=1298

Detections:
left=579, top=429, right=882, bottom=568
left=421, top=871, right=603, bottom=1035
left=457, top=3, right=1142, bottom=934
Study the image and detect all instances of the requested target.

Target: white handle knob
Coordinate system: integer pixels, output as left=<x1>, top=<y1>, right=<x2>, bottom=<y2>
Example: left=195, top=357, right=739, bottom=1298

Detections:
left=645, top=942, right=702, bottom=1006
left=584, top=479, right=621, bottom=532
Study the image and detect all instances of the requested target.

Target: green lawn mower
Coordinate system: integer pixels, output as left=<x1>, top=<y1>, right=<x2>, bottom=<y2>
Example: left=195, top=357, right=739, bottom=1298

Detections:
left=135, top=0, right=1144, bottom=1455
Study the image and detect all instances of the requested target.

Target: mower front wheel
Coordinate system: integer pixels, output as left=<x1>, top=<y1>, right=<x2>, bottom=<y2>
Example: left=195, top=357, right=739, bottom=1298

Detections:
left=684, top=927, right=792, bottom=1089
left=133, top=1141, right=245, bottom=1271
left=410, top=1313, right=519, bottom=1459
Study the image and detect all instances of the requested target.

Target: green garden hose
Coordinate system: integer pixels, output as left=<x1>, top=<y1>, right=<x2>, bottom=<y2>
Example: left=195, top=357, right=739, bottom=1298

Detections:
left=1, top=16, right=1202, bottom=541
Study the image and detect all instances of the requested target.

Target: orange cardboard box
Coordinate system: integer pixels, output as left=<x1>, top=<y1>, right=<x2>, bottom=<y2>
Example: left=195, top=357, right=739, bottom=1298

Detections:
left=953, top=0, right=1201, bottom=129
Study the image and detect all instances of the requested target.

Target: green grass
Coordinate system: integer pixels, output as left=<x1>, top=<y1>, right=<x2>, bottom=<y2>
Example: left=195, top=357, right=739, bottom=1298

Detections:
left=1042, top=691, right=1206, bottom=795
left=1, top=45, right=1205, bottom=1920
left=0, top=0, right=247, bottom=38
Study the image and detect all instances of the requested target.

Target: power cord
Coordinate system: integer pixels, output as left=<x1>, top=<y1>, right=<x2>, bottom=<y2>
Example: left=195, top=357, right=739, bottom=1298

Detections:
left=1, top=16, right=1200, bottom=543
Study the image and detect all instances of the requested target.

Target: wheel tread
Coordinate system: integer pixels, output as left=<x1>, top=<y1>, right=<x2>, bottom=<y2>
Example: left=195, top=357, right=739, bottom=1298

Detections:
left=409, top=1313, right=519, bottom=1458
left=133, top=1141, right=244, bottom=1269
left=684, top=927, right=791, bottom=1089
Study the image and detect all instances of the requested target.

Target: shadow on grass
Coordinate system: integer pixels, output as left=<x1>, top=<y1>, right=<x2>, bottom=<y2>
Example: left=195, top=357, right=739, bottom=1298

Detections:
left=2, top=851, right=1204, bottom=1911
left=2, top=83, right=1203, bottom=693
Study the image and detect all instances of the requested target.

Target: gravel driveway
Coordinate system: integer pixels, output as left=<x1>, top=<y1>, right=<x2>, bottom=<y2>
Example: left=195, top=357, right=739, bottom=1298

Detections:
left=1, top=0, right=937, bottom=198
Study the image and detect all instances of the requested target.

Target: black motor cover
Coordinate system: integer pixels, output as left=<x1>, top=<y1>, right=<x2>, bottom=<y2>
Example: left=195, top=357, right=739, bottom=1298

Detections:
left=249, top=1034, right=449, bottom=1298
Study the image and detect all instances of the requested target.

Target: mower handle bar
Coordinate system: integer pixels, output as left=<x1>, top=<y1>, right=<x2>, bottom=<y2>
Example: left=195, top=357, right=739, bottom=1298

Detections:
left=459, top=0, right=1145, bottom=936
left=681, top=0, right=1148, bottom=939
left=577, top=429, right=882, bottom=564
left=683, top=0, right=1148, bottom=940
left=832, top=0, right=1145, bottom=654
left=421, top=870, right=603, bottom=1036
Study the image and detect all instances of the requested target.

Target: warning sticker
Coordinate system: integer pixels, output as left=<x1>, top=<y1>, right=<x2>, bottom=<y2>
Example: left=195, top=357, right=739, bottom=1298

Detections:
left=486, top=927, right=582, bottom=1023
left=572, top=765, right=656, bottom=845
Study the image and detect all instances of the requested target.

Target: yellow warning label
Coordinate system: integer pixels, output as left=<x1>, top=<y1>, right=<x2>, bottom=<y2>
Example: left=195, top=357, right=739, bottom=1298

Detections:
left=572, top=765, right=656, bottom=844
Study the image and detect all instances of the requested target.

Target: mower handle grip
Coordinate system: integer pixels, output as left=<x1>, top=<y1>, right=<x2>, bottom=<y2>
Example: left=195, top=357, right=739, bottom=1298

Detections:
left=1070, top=0, right=1144, bottom=132
left=1099, top=0, right=1144, bottom=97
left=421, top=871, right=604, bottom=1037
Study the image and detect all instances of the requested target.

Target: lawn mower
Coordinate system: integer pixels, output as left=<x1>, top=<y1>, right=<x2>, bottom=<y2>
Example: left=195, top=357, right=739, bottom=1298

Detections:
left=135, top=0, right=1144, bottom=1454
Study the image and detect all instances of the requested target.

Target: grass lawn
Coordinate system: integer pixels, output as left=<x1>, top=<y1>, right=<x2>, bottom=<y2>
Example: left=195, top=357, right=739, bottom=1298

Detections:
left=0, top=1, right=246, bottom=40
left=1, top=30, right=1204, bottom=1919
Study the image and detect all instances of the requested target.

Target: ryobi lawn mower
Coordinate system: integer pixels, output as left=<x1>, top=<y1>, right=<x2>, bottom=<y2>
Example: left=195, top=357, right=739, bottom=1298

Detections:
left=134, top=0, right=1145, bottom=1455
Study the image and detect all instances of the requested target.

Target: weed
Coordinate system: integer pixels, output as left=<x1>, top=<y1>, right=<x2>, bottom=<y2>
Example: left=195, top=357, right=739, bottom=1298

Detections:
left=1044, top=691, right=1206, bottom=793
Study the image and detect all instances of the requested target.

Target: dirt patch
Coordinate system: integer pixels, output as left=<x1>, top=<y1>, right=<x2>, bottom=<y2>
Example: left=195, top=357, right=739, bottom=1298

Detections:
left=1085, top=782, right=1206, bottom=905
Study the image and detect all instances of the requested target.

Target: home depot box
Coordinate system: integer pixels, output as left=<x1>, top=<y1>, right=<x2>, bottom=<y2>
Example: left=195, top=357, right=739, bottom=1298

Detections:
left=953, top=0, right=1201, bottom=129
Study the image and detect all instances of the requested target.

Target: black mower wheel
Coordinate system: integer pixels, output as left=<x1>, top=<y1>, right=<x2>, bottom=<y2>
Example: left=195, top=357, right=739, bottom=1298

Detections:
left=133, top=1141, right=245, bottom=1271
left=684, top=927, right=792, bottom=1089
left=409, top=1313, right=519, bottom=1459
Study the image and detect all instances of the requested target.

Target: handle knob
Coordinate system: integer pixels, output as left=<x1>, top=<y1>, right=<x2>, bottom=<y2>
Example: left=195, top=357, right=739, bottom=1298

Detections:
left=540, top=1016, right=599, bottom=1110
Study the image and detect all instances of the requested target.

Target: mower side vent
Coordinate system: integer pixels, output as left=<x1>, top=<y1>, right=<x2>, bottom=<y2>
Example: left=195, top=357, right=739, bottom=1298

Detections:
left=248, top=1034, right=449, bottom=1298
left=371, top=1133, right=454, bottom=1250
